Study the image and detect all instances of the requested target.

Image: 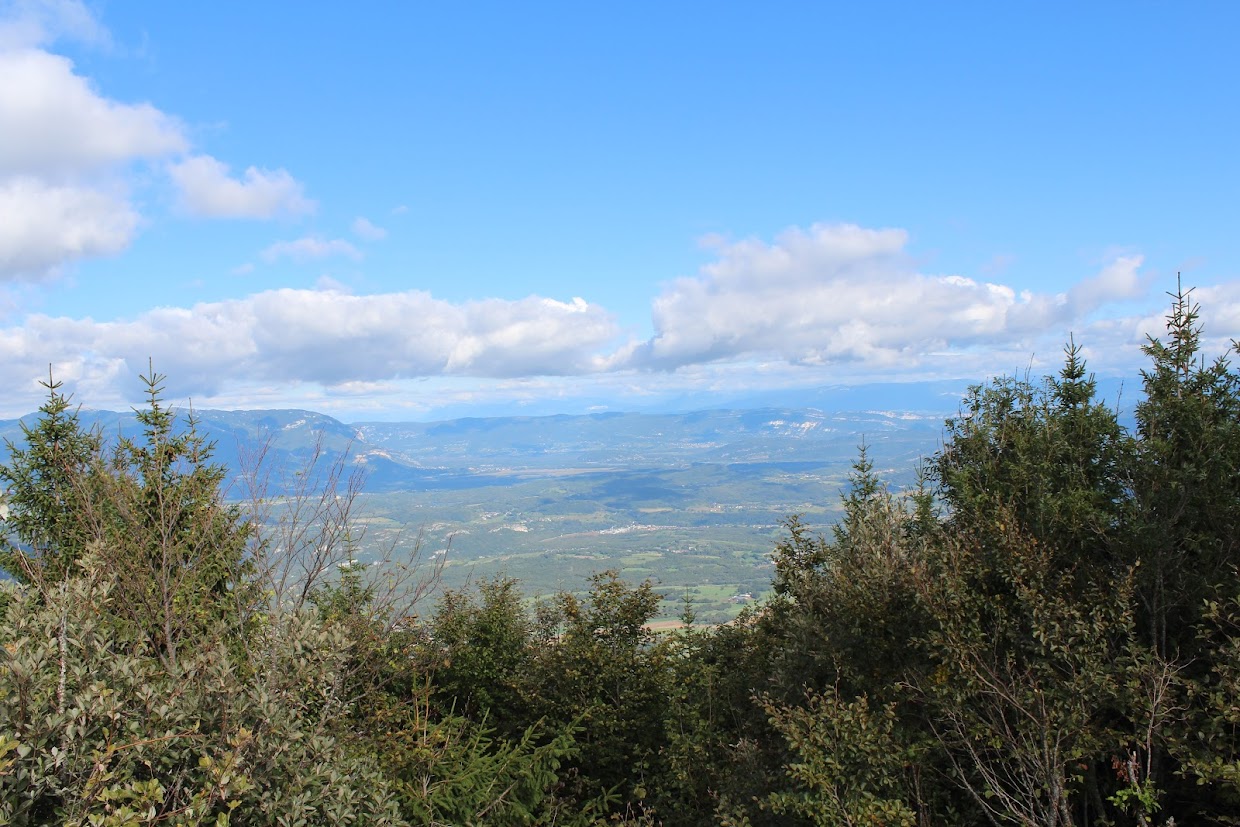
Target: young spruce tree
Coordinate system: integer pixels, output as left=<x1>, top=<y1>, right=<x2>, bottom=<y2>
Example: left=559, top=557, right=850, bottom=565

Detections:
left=0, top=371, right=101, bottom=589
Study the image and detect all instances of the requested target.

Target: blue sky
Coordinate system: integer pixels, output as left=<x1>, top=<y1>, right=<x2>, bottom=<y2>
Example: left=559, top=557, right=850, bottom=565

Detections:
left=0, top=0, right=1237, bottom=420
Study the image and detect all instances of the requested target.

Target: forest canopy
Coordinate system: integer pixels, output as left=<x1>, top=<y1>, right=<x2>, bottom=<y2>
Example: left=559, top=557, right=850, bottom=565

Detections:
left=1, top=284, right=1239, bottom=826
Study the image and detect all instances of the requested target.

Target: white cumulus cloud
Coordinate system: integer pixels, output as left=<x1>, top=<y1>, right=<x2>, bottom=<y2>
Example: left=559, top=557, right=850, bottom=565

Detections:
left=0, top=176, right=137, bottom=279
left=1064, top=254, right=1146, bottom=315
left=0, top=2, right=320, bottom=281
left=0, top=49, right=186, bottom=176
left=169, top=155, right=314, bottom=219
left=624, top=222, right=1153, bottom=375
left=0, top=0, right=109, bottom=51
left=0, top=6, right=188, bottom=280
left=261, top=236, right=361, bottom=263
left=351, top=216, right=387, bottom=241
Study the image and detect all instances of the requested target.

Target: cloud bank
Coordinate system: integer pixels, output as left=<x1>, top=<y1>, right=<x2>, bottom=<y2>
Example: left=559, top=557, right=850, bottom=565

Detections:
left=0, top=287, right=620, bottom=407
left=0, top=219, right=1214, bottom=417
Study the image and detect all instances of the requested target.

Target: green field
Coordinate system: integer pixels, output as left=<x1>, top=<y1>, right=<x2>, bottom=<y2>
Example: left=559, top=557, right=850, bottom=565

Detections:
left=346, top=459, right=885, bottom=623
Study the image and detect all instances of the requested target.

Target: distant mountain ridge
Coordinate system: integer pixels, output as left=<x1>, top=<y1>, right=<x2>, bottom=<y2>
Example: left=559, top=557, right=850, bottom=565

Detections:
left=0, top=404, right=945, bottom=494
left=0, top=376, right=1138, bottom=495
left=0, top=410, right=940, bottom=501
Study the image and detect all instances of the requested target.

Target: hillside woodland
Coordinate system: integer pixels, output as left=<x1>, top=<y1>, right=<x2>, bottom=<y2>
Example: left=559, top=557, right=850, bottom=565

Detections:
left=1, top=285, right=1239, bottom=826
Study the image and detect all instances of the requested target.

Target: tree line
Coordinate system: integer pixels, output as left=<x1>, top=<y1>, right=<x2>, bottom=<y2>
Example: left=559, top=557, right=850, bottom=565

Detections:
left=1, top=285, right=1239, bottom=825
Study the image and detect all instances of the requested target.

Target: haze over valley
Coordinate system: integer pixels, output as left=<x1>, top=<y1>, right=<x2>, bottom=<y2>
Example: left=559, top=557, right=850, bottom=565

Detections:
left=0, top=380, right=966, bottom=620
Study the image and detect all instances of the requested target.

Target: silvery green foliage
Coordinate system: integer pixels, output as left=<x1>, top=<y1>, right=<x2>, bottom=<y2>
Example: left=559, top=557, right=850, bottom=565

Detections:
left=762, top=687, right=917, bottom=827
left=0, top=573, right=407, bottom=826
